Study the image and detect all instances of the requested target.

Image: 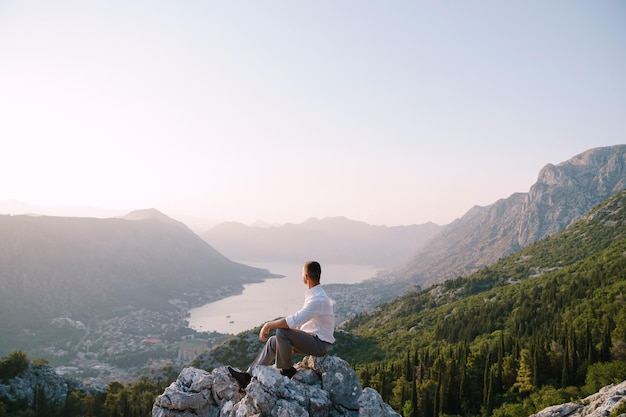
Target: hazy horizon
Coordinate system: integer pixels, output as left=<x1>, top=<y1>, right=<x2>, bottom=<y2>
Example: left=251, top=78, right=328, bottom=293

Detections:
left=0, top=198, right=441, bottom=228
left=1, top=2, right=624, bottom=227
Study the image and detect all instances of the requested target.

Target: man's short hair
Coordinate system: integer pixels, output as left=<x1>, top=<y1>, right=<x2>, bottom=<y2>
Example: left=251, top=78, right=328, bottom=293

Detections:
left=305, top=261, right=322, bottom=282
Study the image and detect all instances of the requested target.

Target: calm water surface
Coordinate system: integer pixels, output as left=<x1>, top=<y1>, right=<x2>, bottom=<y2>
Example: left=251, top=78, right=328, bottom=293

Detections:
left=188, top=262, right=379, bottom=334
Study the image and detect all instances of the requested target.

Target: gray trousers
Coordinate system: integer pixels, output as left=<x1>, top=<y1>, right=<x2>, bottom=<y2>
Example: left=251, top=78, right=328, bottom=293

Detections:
left=248, top=328, right=331, bottom=371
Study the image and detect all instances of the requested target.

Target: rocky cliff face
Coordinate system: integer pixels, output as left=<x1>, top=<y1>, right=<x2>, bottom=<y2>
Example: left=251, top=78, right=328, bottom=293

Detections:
left=518, top=145, right=626, bottom=245
left=531, top=380, right=626, bottom=417
left=401, top=145, right=626, bottom=287
left=152, top=355, right=399, bottom=417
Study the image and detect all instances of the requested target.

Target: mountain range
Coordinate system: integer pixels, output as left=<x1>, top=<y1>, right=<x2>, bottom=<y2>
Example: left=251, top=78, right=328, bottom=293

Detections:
left=202, top=217, right=442, bottom=267
left=0, top=146, right=623, bottom=325
left=0, top=145, right=624, bottom=371
left=198, top=145, right=626, bottom=299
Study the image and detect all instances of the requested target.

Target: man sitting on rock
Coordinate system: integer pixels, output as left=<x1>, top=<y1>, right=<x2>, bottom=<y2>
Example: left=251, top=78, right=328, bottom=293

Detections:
left=228, top=260, right=335, bottom=389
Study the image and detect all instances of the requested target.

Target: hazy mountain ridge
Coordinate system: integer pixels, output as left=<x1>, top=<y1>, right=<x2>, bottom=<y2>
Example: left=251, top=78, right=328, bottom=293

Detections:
left=202, top=216, right=442, bottom=267
left=0, top=201, right=221, bottom=234
left=400, top=144, right=626, bottom=287
left=0, top=200, right=126, bottom=219
left=0, top=210, right=274, bottom=326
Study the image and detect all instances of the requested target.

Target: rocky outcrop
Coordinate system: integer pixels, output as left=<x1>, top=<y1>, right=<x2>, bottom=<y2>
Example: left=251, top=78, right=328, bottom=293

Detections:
left=401, top=145, right=626, bottom=287
left=0, top=363, right=94, bottom=407
left=152, top=355, right=399, bottom=417
left=531, top=380, right=626, bottom=417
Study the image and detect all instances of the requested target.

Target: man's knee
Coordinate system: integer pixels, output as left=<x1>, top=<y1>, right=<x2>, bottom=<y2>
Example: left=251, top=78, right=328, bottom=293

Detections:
left=276, top=328, right=290, bottom=340
left=267, top=335, right=277, bottom=348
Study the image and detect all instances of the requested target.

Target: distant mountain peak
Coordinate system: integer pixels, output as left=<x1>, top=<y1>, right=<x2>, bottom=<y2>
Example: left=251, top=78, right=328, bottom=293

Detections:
left=300, top=216, right=357, bottom=227
left=122, top=208, right=178, bottom=224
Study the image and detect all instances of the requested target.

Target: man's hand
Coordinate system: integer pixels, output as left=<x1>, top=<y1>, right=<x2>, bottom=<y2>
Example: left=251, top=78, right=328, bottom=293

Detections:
left=258, top=318, right=289, bottom=342
left=259, top=322, right=270, bottom=342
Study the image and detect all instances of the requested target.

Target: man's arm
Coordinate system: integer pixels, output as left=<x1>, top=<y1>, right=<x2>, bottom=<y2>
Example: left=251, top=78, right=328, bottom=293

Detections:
left=259, top=318, right=289, bottom=341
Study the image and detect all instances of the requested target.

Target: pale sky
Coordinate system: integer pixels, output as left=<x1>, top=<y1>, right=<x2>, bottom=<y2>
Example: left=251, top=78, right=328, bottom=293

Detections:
left=1, top=1, right=624, bottom=226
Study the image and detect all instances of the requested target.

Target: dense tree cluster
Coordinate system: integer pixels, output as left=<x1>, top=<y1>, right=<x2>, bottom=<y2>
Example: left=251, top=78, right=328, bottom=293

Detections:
left=0, top=351, right=29, bottom=382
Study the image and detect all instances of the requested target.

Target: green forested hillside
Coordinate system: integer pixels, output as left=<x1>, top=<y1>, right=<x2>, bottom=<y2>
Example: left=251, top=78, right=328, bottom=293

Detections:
left=331, top=190, right=626, bottom=416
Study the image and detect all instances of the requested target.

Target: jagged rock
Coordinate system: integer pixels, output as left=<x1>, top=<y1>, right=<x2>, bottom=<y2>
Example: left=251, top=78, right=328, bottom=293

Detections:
left=152, top=355, right=400, bottom=417
left=300, top=355, right=362, bottom=410
left=531, top=380, right=626, bottom=417
left=358, top=388, right=399, bottom=417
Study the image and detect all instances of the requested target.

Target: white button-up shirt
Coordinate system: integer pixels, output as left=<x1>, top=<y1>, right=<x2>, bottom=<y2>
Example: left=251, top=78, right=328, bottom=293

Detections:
left=285, top=284, right=335, bottom=344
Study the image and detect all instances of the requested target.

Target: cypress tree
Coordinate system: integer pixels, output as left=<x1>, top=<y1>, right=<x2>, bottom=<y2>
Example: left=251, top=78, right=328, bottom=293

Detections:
left=411, top=379, right=418, bottom=417
left=434, top=370, right=441, bottom=417
left=495, top=332, right=504, bottom=394
left=458, top=358, right=466, bottom=411
left=484, top=367, right=494, bottom=417
left=482, top=351, right=491, bottom=407
left=35, top=385, right=47, bottom=417
left=571, top=327, right=579, bottom=383
left=585, top=319, right=594, bottom=365
left=423, top=388, right=432, bottom=417
left=561, top=340, right=571, bottom=388
left=600, top=319, right=612, bottom=361
left=531, top=338, right=540, bottom=387
left=514, top=349, right=533, bottom=395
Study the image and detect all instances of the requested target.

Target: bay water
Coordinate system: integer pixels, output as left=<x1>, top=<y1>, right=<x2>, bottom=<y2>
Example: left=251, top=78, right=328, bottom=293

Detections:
left=187, top=262, right=379, bottom=334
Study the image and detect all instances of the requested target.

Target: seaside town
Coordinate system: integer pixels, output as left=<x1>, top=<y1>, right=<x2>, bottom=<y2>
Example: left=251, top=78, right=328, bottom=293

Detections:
left=38, top=296, right=228, bottom=388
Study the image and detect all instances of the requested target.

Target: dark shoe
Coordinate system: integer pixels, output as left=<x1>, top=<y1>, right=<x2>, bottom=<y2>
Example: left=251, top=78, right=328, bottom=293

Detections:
left=280, top=367, right=297, bottom=379
left=228, top=366, right=251, bottom=389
